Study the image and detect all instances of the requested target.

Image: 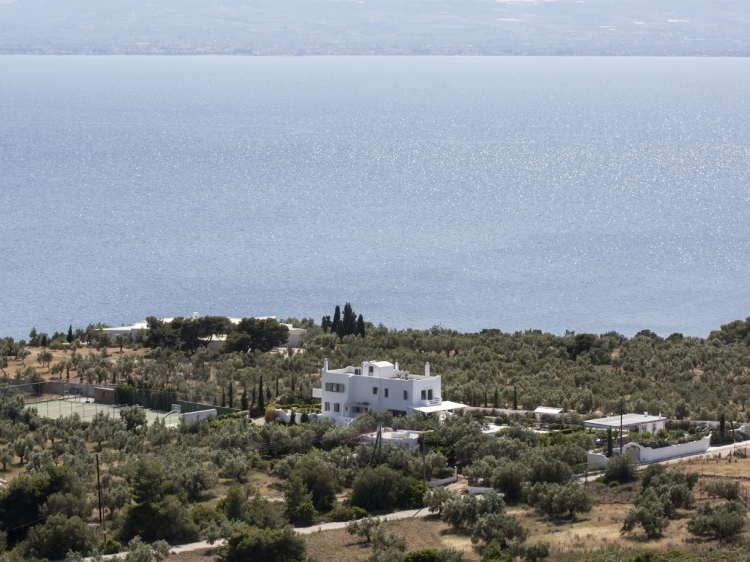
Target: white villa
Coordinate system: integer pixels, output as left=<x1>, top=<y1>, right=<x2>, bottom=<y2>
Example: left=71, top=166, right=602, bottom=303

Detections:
left=583, top=412, right=666, bottom=435
left=102, top=314, right=306, bottom=350
left=313, top=359, right=466, bottom=425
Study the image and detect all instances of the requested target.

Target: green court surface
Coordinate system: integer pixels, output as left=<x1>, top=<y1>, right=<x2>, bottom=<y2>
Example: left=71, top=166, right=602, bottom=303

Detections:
left=27, top=398, right=182, bottom=426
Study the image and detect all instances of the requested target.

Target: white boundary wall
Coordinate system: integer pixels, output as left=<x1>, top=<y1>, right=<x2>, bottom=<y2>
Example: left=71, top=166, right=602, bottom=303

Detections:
left=427, top=468, right=458, bottom=487
left=588, top=436, right=711, bottom=468
left=622, top=435, right=711, bottom=463
left=183, top=409, right=217, bottom=422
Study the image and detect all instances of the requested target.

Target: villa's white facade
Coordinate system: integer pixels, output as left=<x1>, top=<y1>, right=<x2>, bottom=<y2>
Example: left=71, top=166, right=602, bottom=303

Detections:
left=313, top=359, right=465, bottom=425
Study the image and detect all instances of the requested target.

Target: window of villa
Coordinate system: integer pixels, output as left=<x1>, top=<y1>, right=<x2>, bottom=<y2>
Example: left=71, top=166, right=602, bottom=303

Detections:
left=334, top=403, right=340, bottom=412
left=428, top=389, right=433, bottom=400
left=385, top=388, right=389, bottom=398
left=421, top=390, right=426, bottom=400
left=373, top=387, right=378, bottom=395
left=403, top=390, right=408, bottom=400
left=324, top=402, right=330, bottom=411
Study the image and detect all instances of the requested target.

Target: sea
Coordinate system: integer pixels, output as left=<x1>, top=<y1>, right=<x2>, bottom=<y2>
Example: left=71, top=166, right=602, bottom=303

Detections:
left=1, top=56, right=749, bottom=340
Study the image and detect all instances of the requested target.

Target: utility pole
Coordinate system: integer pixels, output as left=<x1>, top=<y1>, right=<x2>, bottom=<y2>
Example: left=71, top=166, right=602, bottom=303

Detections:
left=620, top=399, right=624, bottom=450
left=422, top=434, right=427, bottom=484
left=96, top=454, right=103, bottom=528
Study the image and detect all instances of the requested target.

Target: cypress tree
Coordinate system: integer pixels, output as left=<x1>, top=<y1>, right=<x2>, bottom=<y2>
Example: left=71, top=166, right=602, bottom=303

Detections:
left=258, top=376, right=265, bottom=412
left=493, top=388, right=499, bottom=409
left=335, top=319, right=345, bottom=341
left=67, top=325, right=73, bottom=343
left=331, top=306, right=341, bottom=333
left=241, top=389, right=248, bottom=411
left=221, top=388, right=226, bottom=408
left=275, top=374, right=279, bottom=397
left=356, top=314, right=365, bottom=338
left=228, top=381, right=234, bottom=409
left=513, top=386, right=518, bottom=410
left=343, top=303, right=355, bottom=336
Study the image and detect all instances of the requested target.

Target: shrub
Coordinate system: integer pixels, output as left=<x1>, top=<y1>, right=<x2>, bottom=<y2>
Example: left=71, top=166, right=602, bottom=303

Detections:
left=703, top=480, right=740, bottom=501
left=604, top=454, right=638, bottom=484
left=346, top=516, right=385, bottom=543
left=350, top=465, right=421, bottom=512
left=218, top=525, right=307, bottom=562
left=405, top=549, right=439, bottom=562
left=687, top=501, right=746, bottom=539
left=523, top=482, right=593, bottom=519
left=621, top=490, right=669, bottom=539
left=328, top=505, right=368, bottom=522
left=98, top=538, right=121, bottom=555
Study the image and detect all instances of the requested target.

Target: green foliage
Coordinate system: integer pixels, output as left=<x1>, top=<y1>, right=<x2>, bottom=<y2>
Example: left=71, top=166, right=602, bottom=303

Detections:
left=289, top=457, right=338, bottom=511
left=423, top=487, right=457, bottom=515
left=119, top=460, right=198, bottom=543
left=284, top=474, right=317, bottom=525
left=523, top=482, right=593, bottom=519
left=621, top=489, right=670, bottom=539
left=120, top=406, right=148, bottom=432
left=99, top=538, right=122, bottom=555
left=349, top=465, right=424, bottom=512
left=223, top=318, right=289, bottom=354
left=218, top=525, right=306, bottom=562
left=0, top=464, right=84, bottom=547
left=328, top=504, right=368, bottom=522
left=347, top=516, right=385, bottom=543
left=703, top=480, right=740, bottom=501
left=24, top=513, right=98, bottom=560
left=687, top=501, right=746, bottom=539
left=604, top=454, right=638, bottom=484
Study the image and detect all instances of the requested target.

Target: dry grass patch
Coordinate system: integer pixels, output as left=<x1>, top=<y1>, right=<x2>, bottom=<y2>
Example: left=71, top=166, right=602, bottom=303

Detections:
left=306, top=517, right=478, bottom=562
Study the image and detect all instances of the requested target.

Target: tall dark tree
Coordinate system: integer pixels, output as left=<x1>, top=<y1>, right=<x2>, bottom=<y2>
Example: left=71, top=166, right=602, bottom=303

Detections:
left=513, top=386, right=518, bottom=410
left=321, top=316, right=332, bottom=333
left=331, top=306, right=341, bottom=333
left=335, top=319, right=345, bottom=341
left=228, top=381, right=234, bottom=409
left=356, top=314, right=365, bottom=338
left=67, top=325, right=74, bottom=343
left=258, top=376, right=265, bottom=413
left=343, top=303, right=356, bottom=336
left=241, top=389, right=248, bottom=411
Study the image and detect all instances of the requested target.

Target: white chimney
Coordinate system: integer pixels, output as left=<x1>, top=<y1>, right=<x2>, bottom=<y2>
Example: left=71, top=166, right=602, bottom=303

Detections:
left=425, top=362, right=430, bottom=377
left=644, top=411, right=648, bottom=416
left=395, top=360, right=399, bottom=371
left=323, top=358, right=328, bottom=372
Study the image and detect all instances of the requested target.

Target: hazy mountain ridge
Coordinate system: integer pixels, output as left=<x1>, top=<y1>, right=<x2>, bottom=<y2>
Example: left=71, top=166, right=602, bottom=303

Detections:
left=0, top=0, right=748, bottom=55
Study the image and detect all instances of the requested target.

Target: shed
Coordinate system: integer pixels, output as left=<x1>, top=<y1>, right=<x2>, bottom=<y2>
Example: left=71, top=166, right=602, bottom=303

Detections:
left=583, top=412, right=665, bottom=434
left=533, top=406, right=563, bottom=423
left=94, top=386, right=115, bottom=404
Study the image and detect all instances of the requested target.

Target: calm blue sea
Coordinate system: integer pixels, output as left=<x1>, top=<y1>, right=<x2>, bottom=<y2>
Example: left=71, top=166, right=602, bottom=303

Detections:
left=1, top=56, right=749, bottom=339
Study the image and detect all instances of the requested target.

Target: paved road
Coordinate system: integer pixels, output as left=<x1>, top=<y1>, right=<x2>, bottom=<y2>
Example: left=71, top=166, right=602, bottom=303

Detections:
left=81, top=507, right=432, bottom=560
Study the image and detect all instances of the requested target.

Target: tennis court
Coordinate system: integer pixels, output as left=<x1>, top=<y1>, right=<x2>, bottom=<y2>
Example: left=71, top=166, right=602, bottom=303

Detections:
left=27, top=398, right=182, bottom=427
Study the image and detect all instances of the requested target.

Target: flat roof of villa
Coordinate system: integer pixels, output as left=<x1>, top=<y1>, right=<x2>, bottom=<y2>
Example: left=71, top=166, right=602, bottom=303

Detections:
left=584, top=414, right=664, bottom=429
left=413, top=401, right=467, bottom=413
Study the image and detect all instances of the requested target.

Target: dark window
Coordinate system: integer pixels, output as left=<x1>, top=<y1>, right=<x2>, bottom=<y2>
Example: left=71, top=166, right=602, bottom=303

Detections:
left=421, top=390, right=426, bottom=400
left=384, top=388, right=389, bottom=398
left=428, top=389, right=433, bottom=400
left=369, top=366, right=374, bottom=375
left=333, top=403, right=340, bottom=412
left=403, top=390, right=408, bottom=400
left=373, top=387, right=378, bottom=395
left=324, top=402, right=330, bottom=411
